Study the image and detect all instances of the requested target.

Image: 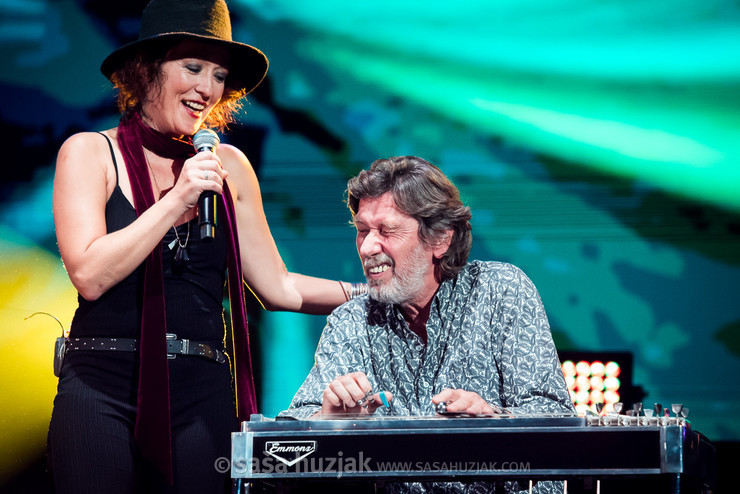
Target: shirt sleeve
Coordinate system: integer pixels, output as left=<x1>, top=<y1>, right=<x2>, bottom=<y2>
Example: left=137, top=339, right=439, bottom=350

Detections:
left=278, top=301, right=368, bottom=419
left=495, top=265, right=575, bottom=414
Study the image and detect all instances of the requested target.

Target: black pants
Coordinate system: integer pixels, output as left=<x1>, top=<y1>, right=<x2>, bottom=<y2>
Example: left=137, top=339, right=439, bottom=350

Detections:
left=47, top=351, right=238, bottom=494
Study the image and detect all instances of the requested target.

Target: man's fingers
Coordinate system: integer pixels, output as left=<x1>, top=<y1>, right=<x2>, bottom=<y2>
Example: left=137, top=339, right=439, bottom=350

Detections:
left=325, top=373, right=372, bottom=409
left=340, top=375, right=371, bottom=407
left=367, top=391, right=392, bottom=411
left=433, top=389, right=494, bottom=415
left=445, top=395, right=474, bottom=413
left=432, top=389, right=455, bottom=404
left=328, top=381, right=353, bottom=408
left=322, top=386, right=342, bottom=408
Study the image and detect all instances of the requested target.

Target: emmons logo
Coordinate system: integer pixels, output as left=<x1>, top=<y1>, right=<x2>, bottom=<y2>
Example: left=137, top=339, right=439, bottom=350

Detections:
left=264, top=441, right=317, bottom=466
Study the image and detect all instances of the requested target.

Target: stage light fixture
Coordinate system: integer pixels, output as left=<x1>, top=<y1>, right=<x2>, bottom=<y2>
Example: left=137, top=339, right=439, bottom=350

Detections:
left=558, top=351, right=635, bottom=415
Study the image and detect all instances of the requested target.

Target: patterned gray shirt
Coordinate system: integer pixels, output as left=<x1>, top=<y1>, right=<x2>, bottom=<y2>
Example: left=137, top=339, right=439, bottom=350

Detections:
left=280, top=261, right=574, bottom=494
left=282, top=260, right=574, bottom=419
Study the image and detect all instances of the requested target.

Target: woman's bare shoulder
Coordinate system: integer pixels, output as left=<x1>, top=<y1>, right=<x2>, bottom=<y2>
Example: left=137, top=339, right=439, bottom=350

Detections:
left=56, top=129, right=120, bottom=190
left=219, top=143, right=256, bottom=178
left=58, top=129, right=116, bottom=160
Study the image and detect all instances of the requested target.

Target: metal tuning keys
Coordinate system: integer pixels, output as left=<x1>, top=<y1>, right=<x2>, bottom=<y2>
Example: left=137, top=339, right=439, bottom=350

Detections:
left=642, top=408, right=654, bottom=426
left=589, top=401, right=690, bottom=428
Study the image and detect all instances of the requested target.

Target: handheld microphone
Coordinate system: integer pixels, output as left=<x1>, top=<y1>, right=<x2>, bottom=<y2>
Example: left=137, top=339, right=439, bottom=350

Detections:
left=193, top=129, right=220, bottom=240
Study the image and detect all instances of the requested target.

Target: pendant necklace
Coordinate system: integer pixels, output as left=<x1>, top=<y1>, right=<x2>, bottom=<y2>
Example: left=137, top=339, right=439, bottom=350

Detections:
left=145, top=150, right=190, bottom=266
left=170, top=223, right=190, bottom=267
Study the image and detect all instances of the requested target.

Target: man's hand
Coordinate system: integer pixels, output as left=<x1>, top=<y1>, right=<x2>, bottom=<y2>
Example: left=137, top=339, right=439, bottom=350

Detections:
left=433, top=388, right=497, bottom=415
left=320, top=371, right=393, bottom=416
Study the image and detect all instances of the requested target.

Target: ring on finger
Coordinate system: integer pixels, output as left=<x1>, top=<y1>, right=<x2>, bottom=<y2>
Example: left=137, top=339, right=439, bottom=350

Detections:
left=203, top=170, right=209, bottom=180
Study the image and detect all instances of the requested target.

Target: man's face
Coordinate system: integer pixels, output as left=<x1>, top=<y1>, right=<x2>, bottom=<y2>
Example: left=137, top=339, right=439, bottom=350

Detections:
left=354, top=192, right=437, bottom=306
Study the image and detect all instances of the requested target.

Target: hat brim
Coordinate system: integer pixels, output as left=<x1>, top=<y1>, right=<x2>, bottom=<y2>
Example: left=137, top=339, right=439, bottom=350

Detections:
left=100, top=33, right=268, bottom=95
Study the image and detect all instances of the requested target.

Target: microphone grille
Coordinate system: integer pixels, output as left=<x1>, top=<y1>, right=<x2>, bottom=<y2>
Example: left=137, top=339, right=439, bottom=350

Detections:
left=193, top=129, right=220, bottom=151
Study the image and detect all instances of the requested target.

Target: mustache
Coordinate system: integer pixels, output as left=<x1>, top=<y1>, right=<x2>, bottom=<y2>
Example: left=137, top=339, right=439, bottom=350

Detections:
left=363, top=253, right=394, bottom=270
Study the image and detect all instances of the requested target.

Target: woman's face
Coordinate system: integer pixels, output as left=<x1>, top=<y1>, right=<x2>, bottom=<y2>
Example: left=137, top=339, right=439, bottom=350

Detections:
left=141, top=40, right=230, bottom=137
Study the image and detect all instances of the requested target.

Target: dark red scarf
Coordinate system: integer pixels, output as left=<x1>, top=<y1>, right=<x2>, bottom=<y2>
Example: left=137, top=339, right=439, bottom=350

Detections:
left=117, top=111, right=256, bottom=483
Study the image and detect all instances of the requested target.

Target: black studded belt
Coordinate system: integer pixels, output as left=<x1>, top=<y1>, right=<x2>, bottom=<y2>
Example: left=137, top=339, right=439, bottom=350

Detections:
left=64, top=334, right=227, bottom=364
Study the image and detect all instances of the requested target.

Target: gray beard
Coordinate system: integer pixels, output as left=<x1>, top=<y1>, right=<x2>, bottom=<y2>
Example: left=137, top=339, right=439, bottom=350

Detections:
left=367, top=243, right=430, bottom=306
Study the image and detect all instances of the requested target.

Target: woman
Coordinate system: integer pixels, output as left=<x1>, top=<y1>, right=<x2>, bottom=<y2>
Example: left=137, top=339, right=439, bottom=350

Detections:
left=47, top=1, right=363, bottom=492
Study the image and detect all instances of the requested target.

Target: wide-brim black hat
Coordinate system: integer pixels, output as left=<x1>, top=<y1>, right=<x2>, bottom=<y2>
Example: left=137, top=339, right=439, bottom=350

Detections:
left=101, top=0, right=268, bottom=95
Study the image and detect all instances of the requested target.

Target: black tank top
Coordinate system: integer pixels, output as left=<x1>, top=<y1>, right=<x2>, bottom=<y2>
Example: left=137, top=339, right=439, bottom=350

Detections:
left=68, top=134, right=228, bottom=344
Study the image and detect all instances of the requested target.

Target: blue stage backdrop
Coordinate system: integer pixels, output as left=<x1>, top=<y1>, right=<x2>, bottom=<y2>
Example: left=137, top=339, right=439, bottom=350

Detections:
left=1, top=0, right=739, bottom=485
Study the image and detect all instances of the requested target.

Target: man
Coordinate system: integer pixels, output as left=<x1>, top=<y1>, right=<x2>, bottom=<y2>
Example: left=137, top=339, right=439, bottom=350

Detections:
left=281, top=156, right=573, bottom=492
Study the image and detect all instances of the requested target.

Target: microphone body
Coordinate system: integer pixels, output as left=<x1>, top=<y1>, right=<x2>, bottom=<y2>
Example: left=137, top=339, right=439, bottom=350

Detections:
left=193, top=129, right=220, bottom=240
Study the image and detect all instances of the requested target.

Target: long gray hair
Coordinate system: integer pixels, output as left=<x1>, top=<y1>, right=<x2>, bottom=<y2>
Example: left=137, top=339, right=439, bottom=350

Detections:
left=347, top=156, right=472, bottom=281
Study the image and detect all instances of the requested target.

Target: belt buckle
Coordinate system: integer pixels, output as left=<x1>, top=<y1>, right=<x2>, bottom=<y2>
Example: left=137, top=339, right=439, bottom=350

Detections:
left=166, top=333, right=189, bottom=359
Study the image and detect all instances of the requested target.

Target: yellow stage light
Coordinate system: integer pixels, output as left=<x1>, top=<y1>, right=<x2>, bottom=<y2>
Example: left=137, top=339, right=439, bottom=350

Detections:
left=0, top=226, right=77, bottom=484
